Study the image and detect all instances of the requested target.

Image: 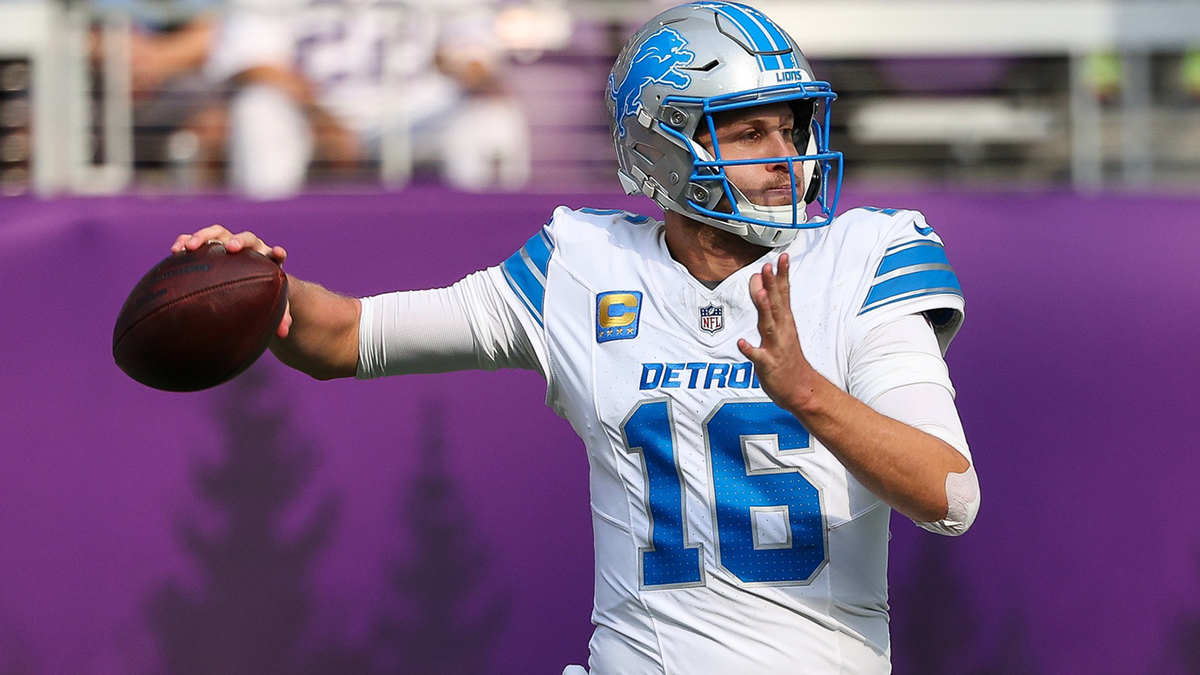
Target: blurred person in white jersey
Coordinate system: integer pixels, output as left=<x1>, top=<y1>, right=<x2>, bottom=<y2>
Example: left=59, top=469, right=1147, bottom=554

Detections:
left=176, top=2, right=980, bottom=672
left=207, top=0, right=530, bottom=198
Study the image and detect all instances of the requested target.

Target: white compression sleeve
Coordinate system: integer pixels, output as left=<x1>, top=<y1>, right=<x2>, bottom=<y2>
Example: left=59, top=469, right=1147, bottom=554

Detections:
left=850, top=314, right=980, bottom=536
left=356, top=268, right=540, bottom=378
left=872, top=383, right=980, bottom=536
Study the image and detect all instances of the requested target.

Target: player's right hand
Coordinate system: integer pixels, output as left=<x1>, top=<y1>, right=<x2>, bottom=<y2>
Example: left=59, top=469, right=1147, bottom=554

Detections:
left=171, top=224, right=293, bottom=338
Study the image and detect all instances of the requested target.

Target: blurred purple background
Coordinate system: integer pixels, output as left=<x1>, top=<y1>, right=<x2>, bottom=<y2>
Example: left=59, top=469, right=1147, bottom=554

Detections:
left=1, top=188, right=1199, bottom=675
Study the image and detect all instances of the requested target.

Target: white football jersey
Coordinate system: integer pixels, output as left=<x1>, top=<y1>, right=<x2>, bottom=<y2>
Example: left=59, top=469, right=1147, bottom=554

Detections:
left=490, top=206, right=964, bottom=675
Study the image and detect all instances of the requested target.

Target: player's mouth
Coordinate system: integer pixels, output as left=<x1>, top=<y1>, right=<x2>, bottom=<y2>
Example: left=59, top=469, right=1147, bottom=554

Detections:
left=756, top=185, right=796, bottom=206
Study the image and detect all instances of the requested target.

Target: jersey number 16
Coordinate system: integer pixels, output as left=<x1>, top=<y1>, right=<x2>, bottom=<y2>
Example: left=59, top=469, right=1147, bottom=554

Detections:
left=621, top=398, right=828, bottom=588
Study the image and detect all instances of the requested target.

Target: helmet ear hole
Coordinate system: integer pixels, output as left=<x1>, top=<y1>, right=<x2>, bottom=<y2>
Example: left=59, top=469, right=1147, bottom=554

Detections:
left=632, top=142, right=665, bottom=165
left=790, top=100, right=816, bottom=149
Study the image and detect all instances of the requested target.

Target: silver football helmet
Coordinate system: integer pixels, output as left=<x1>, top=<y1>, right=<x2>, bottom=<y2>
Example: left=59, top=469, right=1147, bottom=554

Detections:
left=607, top=1, right=842, bottom=247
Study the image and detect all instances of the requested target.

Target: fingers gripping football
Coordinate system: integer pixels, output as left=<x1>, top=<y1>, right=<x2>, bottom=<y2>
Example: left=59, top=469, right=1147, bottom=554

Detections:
left=171, top=225, right=292, bottom=338
left=172, top=224, right=288, bottom=264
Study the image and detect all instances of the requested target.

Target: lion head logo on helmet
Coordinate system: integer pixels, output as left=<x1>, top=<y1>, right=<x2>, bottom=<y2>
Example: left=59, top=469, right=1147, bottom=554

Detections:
left=608, top=26, right=696, bottom=139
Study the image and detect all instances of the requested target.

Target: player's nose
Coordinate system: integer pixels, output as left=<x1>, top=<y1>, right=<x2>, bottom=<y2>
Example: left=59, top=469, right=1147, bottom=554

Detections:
left=765, top=131, right=798, bottom=171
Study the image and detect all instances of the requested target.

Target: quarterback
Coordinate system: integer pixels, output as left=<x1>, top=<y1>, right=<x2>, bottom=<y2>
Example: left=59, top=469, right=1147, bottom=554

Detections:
left=173, top=2, right=980, bottom=673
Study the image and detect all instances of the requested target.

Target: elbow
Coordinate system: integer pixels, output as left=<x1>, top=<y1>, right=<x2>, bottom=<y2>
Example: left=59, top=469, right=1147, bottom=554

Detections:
left=918, top=514, right=975, bottom=537
left=916, top=464, right=980, bottom=537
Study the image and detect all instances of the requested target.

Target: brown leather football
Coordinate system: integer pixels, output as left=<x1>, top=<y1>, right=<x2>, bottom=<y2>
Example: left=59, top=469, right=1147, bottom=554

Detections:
left=112, top=242, right=288, bottom=392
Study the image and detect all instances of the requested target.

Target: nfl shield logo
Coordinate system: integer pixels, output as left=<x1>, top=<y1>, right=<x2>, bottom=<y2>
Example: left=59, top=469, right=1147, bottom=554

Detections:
left=699, top=304, right=724, bottom=334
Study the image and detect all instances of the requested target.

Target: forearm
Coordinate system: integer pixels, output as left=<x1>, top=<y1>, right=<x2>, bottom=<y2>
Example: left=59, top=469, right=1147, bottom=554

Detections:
left=782, top=372, right=969, bottom=523
left=269, top=276, right=360, bottom=380
left=234, top=64, right=317, bottom=107
left=147, top=16, right=216, bottom=76
left=740, top=256, right=971, bottom=523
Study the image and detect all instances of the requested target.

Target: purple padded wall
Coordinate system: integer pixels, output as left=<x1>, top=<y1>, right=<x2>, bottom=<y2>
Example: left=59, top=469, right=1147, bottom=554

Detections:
left=1, top=188, right=1198, bottom=675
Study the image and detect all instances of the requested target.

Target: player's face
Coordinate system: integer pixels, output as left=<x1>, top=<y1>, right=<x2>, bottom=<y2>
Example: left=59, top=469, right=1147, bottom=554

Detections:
left=696, top=102, right=799, bottom=208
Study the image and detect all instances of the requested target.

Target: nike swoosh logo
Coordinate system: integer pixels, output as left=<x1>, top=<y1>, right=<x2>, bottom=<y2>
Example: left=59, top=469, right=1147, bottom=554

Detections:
left=914, top=223, right=934, bottom=236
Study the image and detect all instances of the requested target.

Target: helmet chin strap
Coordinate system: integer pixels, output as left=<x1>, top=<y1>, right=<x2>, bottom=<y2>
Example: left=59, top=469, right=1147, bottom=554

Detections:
left=723, top=183, right=807, bottom=226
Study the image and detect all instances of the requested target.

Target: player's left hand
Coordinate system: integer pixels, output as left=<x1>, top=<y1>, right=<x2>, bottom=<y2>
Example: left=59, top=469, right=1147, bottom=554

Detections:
left=737, top=253, right=814, bottom=413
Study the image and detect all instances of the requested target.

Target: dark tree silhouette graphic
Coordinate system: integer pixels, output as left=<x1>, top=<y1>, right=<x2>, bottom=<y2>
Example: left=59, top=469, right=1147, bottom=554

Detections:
left=1172, top=615, right=1200, bottom=674
left=1164, top=552, right=1200, bottom=675
left=970, top=607, right=1043, bottom=675
left=892, top=533, right=1043, bottom=675
left=146, top=366, right=343, bottom=675
left=371, top=397, right=512, bottom=675
left=0, top=627, right=42, bottom=675
left=891, top=533, right=981, bottom=675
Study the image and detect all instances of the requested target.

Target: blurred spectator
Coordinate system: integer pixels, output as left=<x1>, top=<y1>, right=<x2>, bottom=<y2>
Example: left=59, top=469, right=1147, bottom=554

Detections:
left=207, top=0, right=531, bottom=199
left=90, top=14, right=228, bottom=186
left=129, top=16, right=216, bottom=100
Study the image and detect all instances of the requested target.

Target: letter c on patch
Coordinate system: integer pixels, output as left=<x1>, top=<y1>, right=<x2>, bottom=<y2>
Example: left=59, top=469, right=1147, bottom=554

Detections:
left=599, top=293, right=639, bottom=328
left=597, top=290, right=643, bottom=343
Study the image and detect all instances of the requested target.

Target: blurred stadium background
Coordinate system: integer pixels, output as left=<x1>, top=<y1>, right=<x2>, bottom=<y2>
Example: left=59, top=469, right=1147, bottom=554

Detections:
left=2, top=1, right=1200, bottom=675
left=4, top=0, right=1200, bottom=196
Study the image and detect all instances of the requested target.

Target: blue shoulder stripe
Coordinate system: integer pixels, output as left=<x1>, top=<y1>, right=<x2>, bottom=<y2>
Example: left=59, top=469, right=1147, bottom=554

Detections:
left=524, top=227, right=553, bottom=276
left=876, top=240, right=950, bottom=275
left=579, top=207, right=652, bottom=224
left=501, top=228, right=555, bottom=326
left=860, top=240, right=962, bottom=315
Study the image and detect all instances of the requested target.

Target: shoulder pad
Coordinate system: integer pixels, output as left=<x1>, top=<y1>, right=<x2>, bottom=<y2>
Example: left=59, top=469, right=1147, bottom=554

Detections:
left=849, top=207, right=964, bottom=353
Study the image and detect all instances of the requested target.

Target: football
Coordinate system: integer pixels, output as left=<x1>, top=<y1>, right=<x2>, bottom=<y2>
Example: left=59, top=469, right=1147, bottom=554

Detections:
left=112, top=242, right=288, bottom=392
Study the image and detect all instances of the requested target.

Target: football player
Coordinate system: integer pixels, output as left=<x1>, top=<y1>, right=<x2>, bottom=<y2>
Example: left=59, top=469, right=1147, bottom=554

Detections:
left=174, top=2, right=980, bottom=673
